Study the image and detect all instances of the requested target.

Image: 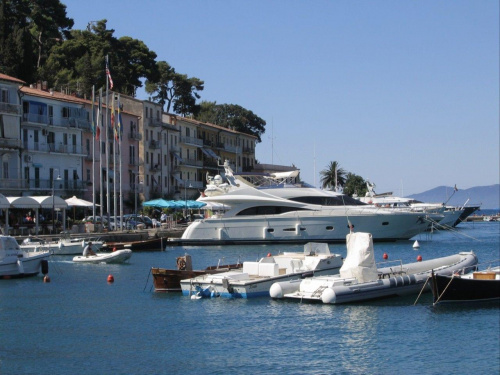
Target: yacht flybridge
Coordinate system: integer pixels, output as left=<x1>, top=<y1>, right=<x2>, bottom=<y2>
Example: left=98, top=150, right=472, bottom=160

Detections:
left=180, top=161, right=442, bottom=244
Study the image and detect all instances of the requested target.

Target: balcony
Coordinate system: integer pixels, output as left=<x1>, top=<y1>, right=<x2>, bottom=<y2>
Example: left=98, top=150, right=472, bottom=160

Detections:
left=180, top=158, right=203, bottom=168
left=0, top=102, right=22, bottom=115
left=147, top=118, right=163, bottom=127
left=128, top=131, right=142, bottom=141
left=149, top=140, right=161, bottom=149
left=0, top=138, right=22, bottom=149
left=180, top=136, right=203, bottom=147
left=24, top=142, right=83, bottom=154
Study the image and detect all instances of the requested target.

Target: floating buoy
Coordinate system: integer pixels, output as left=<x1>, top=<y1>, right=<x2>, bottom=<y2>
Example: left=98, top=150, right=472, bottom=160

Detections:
left=43, top=275, right=51, bottom=283
left=107, top=274, right=114, bottom=283
left=112, top=247, right=117, bottom=252
left=267, top=253, right=272, bottom=257
left=413, top=240, right=420, bottom=249
left=383, top=253, right=388, bottom=260
left=417, top=255, right=422, bottom=262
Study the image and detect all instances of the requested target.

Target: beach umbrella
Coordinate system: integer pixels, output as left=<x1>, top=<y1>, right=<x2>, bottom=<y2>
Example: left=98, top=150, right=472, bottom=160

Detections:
left=65, top=196, right=95, bottom=207
left=65, top=196, right=98, bottom=221
left=142, top=198, right=180, bottom=208
left=185, top=200, right=207, bottom=209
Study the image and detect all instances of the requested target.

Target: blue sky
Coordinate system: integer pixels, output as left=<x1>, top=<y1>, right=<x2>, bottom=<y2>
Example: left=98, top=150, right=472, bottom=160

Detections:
left=63, top=0, right=499, bottom=196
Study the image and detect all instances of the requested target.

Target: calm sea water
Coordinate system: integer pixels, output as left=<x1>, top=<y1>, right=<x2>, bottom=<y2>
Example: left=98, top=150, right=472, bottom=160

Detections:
left=1, top=221, right=499, bottom=375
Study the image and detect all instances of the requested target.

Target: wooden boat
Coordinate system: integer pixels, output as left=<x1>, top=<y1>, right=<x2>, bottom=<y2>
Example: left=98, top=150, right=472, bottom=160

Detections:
left=431, top=262, right=500, bottom=305
left=151, top=254, right=243, bottom=292
left=102, top=236, right=168, bottom=252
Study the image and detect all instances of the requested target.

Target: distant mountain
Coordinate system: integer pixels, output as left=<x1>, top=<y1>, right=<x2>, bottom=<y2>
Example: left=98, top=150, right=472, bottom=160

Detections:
left=407, top=184, right=499, bottom=209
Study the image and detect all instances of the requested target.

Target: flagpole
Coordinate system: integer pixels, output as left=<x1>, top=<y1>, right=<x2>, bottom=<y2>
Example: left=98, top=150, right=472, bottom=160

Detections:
left=118, top=93, right=123, bottom=231
left=112, top=94, right=117, bottom=229
left=98, top=88, right=103, bottom=222
left=91, top=85, right=96, bottom=219
left=105, top=55, right=110, bottom=225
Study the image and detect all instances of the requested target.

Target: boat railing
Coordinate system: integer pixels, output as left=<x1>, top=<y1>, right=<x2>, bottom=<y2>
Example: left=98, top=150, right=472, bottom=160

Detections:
left=376, top=259, right=408, bottom=278
left=457, top=259, right=500, bottom=274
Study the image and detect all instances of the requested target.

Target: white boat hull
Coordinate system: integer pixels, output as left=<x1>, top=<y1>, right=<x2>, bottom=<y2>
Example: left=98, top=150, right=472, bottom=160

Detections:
left=20, top=239, right=103, bottom=255
left=272, top=252, right=478, bottom=304
left=72, top=249, right=132, bottom=264
left=181, top=210, right=435, bottom=243
left=1, top=236, right=51, bottom=278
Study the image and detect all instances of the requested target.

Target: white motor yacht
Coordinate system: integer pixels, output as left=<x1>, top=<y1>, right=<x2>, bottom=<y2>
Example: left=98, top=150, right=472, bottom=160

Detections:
left=181, top=161, right=442, bottom=244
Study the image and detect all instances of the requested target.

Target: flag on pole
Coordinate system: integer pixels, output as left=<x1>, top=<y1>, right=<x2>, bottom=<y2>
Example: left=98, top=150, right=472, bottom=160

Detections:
left=96, top=90, right=102, bottom=140
left=116, top=94, right=121, bottom=141
left=106, top=57, right=114, bottom=90
left=91, top=86, right=95, bottom=137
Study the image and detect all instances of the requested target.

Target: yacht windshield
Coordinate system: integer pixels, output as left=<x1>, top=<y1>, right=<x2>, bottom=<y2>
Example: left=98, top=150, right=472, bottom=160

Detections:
left=289, top=196, right=367, bottom=206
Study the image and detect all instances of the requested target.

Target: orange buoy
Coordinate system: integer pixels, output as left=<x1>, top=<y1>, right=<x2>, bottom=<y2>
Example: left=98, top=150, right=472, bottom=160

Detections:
left=43, top=275, right=51, bottom=283
left=417, top=255, right=422, bottom=262
left=267, top=253, right=272, bottom=257
left=107, top=274, right=114, bottom=283
left=383, top=253, right=388, bottom=260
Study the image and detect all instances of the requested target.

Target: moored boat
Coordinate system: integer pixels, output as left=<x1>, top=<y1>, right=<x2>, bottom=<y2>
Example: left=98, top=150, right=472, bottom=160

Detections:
left=180, top=242, right=343, bottom=298
left=152, top=254, right=243, bottom=292
left=72, top=249, right=132, bottom=264
left=431, top=261, right=500, bottom=305
left=102, top=236, right=168, bottom=252
left=20, top=235, right=104, bottom=255
left=270, top=232, right=478, bottom=304
left=0, top=235, right=50, bottom=278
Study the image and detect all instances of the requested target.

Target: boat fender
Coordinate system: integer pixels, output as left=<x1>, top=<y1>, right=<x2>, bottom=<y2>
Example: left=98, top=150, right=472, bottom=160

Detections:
left=176, top=257, right=186, bottom=270
left=41, top=260, right=49, bottom=275
left=321, top=288, right=336, bottom=304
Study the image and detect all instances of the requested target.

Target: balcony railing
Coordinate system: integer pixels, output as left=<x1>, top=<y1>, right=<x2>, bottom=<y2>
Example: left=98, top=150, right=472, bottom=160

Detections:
left=147, top=118, right=162, bottom=127
left=180, top=136, right=203, bottom=146
left=0, top=102, right=22, bottom=115
left=24, top=142, right=83, bottom=154
left=22, top=113, right=90, bottom=129
left=0, top=138, right=22, bottom=149
left=0, top=178, right=85, bottom=191
left=149, top=140, right=160, bottom=149
left=128, top=131, right=142, bottom=141
left=180, top=158, right=203, bottom=167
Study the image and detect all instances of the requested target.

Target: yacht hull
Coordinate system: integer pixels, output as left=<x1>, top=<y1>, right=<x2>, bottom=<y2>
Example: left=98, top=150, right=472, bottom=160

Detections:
left=181, top=211, right=433, bottom=243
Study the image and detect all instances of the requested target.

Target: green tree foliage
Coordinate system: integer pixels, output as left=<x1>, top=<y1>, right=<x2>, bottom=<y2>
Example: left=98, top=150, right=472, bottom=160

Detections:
left=0, top=0, right=72, bottom=83
left=320, top=161, right=346, bottom=190
left=343, top=173, right=367, bottom=197
left=40, top=20, right=158, bottom=97
left=195, top=101, right=266, bottom=142
left=145, top=60, right=204, bottom=116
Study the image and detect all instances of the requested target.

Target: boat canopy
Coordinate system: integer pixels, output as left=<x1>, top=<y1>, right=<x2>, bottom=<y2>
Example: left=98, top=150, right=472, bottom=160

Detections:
left=339, top=232, right=378, bottom=283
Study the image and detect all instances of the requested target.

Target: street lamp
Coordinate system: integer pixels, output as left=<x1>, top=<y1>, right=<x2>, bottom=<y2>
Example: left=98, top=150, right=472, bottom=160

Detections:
left=134, top=174, right=143, bottom=218
left=52, top=169, right=61, bottom=234
left=184, top=180, right=192, bottom=218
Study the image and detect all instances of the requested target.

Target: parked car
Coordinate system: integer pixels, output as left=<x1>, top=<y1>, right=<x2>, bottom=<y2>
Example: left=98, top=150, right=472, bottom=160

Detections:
left=84, top=216, right=108, bottom=226
left=107, top=217, right=122, bottom=231
left=123, top=214, right=153, bottom=229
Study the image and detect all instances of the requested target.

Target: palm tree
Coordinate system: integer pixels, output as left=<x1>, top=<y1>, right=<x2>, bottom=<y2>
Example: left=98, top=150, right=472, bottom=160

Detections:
left=320, top=161, right=346, bottom=190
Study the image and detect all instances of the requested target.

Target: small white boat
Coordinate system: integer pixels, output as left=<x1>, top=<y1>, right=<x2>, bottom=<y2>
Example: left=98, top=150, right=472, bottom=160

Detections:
left=270, top=232, right=478, bottom=304
left=72, top=249, right=132, bottom=264
left=20, top=236, right=103, bottom=255
left=180, top=242, right=343, bottom=298
left=0, top=235, right=50, bottom=278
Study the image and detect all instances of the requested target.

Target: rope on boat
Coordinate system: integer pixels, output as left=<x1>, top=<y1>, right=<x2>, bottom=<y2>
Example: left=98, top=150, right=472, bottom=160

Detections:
left=413, top=275, right=431, bottom=305
left=433, top=274, right=458, bottom=306
left=424, top=217, right=481, bottom=242
left=142, top=268, right=152, bottom=292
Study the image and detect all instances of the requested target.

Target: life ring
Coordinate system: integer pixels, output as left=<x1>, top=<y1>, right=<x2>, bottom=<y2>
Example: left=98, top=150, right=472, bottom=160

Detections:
left=177, top=257, right=186, bottom=270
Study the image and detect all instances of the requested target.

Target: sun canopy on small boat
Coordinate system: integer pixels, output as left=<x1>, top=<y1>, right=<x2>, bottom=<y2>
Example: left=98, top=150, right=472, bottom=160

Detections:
left=65, top=196, right=97, bottom=207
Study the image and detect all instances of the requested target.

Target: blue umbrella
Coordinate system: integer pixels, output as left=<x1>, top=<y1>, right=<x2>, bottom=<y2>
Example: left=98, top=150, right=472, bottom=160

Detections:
left=142, top=199, right=180, bottom=208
